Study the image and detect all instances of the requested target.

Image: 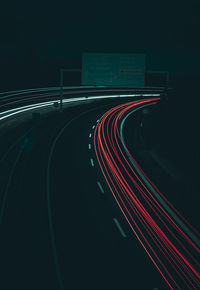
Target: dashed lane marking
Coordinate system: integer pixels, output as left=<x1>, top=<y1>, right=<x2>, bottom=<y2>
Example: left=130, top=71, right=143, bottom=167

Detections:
left=97, top=181, right=104, bottom=193
left=113, top=218, right=127, bottom=238
left=90, top=158, right=94, bottom=167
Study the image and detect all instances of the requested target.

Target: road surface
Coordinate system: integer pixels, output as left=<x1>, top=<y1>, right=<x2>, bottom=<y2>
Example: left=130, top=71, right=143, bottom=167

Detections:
left=0, top=89, right=199, bottom=289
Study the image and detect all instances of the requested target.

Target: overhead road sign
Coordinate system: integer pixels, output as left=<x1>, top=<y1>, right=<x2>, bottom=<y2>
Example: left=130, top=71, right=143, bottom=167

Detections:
left=82, top=53, right=146, bottom=87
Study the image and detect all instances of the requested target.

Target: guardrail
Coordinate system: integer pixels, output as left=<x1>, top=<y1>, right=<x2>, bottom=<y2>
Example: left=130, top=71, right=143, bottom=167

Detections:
left=0, top=86, right=167, bottom=113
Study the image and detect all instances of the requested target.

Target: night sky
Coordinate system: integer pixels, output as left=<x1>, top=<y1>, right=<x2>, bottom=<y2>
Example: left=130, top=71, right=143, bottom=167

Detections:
left=1, top=0, right=200, bottom=90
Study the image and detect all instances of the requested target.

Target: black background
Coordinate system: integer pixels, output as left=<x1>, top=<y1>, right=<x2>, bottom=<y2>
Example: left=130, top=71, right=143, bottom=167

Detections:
left=0, top=0, right=200, bottom=90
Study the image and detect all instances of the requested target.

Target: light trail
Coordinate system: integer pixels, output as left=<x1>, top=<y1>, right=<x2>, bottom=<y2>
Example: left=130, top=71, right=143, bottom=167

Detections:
left=94, top=98, right=200, bottom=288
left=0, top=93, right=161, bottom=121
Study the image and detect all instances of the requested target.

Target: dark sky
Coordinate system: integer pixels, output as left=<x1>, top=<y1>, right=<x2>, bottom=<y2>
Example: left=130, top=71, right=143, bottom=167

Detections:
left=1, top=0, right=200, bottom=89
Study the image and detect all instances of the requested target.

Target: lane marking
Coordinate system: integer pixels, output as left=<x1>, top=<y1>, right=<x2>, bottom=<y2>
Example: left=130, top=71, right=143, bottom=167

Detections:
left=89, top=133, right=92, bottom=138
left=97, top=181, right=104, bottom=193
left=90, top=158, right=94, bottom=167
left=46, top=104, right=114, bottom=290
left=88, top=144, right=91, bottom=150
left=92, top=125, right=95, bottom=129
left=113, top=218, right=127, bottom=238
left=96, top=119, right=99, bottom=122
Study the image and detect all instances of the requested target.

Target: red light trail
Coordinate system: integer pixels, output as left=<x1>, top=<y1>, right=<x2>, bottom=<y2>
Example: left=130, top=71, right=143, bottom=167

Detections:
left=94, top=98, right=200, bottom=288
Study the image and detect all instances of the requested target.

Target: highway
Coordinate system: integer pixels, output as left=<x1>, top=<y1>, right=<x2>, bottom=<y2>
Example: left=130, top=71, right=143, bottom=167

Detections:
left=0, top=88, right=199, bottom=289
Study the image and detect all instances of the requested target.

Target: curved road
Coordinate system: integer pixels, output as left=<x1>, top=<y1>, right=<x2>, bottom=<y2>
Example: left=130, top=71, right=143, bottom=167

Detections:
left=0, top=91, right=199, bottom=289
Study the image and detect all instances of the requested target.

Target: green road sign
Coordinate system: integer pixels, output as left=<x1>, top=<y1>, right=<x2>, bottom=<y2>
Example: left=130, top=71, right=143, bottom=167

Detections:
left=82, top=53, right=145, bottom=87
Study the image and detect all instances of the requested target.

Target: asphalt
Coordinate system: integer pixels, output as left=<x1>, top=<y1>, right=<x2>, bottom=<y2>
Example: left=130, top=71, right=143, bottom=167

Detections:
left=123, top=103, right=200, bottom=235
left=0, top=99, right=168, bottom=290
